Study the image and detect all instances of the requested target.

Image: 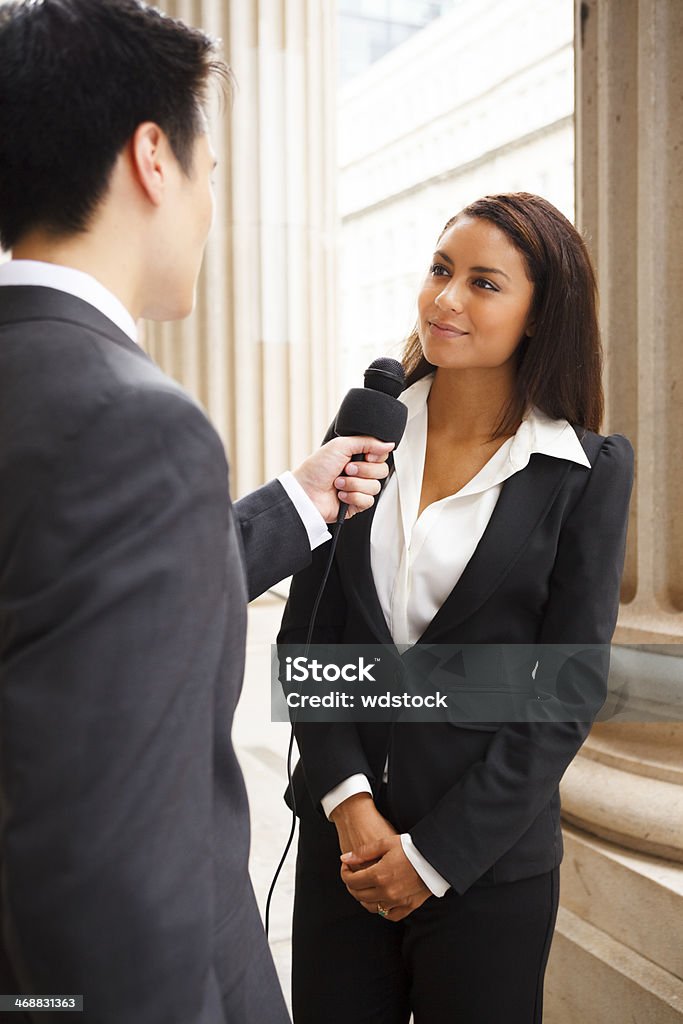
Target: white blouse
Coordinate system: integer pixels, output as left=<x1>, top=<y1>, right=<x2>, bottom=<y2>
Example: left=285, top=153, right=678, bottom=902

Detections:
left=322, top=372, right=592, bottom=896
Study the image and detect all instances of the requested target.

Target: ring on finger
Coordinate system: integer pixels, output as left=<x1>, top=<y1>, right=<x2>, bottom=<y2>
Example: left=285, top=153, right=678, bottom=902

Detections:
left=377, top=903, right=389, bottom=918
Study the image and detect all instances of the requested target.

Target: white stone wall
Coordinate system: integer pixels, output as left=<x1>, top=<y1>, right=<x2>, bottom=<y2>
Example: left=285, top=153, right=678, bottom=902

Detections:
left=339, top=0, right=574, bottom=390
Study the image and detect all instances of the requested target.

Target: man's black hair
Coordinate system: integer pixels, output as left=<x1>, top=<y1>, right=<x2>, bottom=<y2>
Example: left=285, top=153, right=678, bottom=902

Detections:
left=0, top=0, right=229, bottom=250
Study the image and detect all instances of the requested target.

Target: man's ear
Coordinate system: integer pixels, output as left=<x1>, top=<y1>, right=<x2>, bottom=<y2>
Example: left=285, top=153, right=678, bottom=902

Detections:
left=130, top=122, right=168, bottom=206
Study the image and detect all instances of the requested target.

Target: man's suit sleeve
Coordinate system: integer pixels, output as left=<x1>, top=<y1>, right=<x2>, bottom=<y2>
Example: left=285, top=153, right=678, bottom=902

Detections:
left=233, top=481, right=313, bottom=602
left=409, top=434, right=635, bottom=894
left=1, top=388, right=234, bottom=1023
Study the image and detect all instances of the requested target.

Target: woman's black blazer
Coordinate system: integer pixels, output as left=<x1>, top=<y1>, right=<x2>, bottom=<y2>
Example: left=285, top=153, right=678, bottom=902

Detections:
left=278, top=427, right=634, bottom=894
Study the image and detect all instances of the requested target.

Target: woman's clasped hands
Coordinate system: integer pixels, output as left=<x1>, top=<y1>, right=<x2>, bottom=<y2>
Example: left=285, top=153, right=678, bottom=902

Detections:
left=330, top=793, right=431, bottom=922
left=341, top=837, right=431, bottom=922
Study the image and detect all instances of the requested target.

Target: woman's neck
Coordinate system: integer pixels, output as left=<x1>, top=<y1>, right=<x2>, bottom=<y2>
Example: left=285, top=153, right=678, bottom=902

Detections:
left=426, top=367, right=519, bottom=444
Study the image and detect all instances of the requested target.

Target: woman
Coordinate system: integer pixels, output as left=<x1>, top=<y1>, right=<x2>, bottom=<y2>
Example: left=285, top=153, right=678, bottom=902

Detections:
left=278, top=193, right=634, bottom=1024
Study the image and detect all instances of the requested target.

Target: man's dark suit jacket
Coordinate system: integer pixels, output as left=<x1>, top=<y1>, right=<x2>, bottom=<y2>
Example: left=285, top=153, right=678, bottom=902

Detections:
left=0, top=286, right=312, bottom=1023
left=279, top=418, right=634, bottom=895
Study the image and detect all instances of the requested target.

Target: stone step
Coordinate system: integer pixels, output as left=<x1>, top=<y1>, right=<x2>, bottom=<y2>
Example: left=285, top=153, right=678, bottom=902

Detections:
left=584, top=723, right=683, bottom=786
left=546, top=904, right=683, bottom=1023
left=560, top=825, right=683, bottom=979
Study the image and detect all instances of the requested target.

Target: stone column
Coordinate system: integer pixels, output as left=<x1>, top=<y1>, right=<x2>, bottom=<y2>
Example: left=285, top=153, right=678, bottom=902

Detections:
left=546, top=2, right=683, bottom=1021
left=144, top=0, right=338, bottom=496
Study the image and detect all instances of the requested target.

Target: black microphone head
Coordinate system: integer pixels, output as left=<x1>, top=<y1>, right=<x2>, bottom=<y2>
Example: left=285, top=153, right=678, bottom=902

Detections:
left=334, top=388, right=407, bottom=446
left=363, top=357, right=406, bottom=399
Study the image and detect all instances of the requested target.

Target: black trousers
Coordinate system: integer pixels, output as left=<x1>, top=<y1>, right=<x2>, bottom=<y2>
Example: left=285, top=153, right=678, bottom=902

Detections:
left=291, top=804, right=560, bottom=1024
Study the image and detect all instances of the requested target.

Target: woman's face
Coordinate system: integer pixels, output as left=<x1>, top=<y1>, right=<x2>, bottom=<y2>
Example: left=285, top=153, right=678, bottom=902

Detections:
left=417, top=215, right=535, bottom=373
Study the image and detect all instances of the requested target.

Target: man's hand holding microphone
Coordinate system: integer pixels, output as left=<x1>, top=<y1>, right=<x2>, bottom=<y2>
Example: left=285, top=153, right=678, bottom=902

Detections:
left=292, top=357, right=409, bottom=522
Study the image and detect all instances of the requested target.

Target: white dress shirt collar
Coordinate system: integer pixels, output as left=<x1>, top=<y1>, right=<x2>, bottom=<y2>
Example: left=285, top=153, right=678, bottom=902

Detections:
left=0, top=259, right=138, bottom=345
left=401, top=372, right=591, bottom=482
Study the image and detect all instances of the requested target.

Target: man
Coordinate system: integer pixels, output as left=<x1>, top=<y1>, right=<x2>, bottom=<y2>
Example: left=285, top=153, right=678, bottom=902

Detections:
left=0, top=2, right=391, bottom=1021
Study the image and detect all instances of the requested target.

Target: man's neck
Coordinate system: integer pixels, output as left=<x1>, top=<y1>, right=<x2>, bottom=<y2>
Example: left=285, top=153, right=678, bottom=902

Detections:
left=13, top=231, right=141, bottom=321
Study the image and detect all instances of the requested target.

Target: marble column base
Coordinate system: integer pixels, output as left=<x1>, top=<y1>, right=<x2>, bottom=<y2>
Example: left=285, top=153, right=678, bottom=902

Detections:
left=545, top=826, right=683, bottom=1023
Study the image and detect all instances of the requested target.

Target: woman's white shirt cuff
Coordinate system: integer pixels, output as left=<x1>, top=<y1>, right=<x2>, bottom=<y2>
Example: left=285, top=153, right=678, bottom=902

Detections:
left=400, top=834, right=451, bottom=897
left=321, top=775, right=373, bottom=819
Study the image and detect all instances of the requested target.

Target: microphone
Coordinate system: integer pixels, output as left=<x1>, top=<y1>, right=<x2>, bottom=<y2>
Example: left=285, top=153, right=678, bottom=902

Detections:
left=334, top=357, right=408, bottom=521
left=335, top=356, right=408, bottom=443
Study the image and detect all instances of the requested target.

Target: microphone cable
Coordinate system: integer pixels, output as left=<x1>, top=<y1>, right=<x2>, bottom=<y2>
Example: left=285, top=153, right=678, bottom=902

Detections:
left=264, top=357, right=408, bottom=938
left=264, top=499, right=346, bottom=938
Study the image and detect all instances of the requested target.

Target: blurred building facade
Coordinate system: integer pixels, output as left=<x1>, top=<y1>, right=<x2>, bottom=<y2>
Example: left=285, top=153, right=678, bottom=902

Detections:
left=338, top=0, right=458, bottom=82
left=337, top=0, right=574, bottom=391
left=145, top=0, right=340, bottom=498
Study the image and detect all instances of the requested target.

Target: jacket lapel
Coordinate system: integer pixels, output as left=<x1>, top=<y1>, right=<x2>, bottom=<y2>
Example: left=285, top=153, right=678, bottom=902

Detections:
left=419, top=453, right=573, bottom=641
